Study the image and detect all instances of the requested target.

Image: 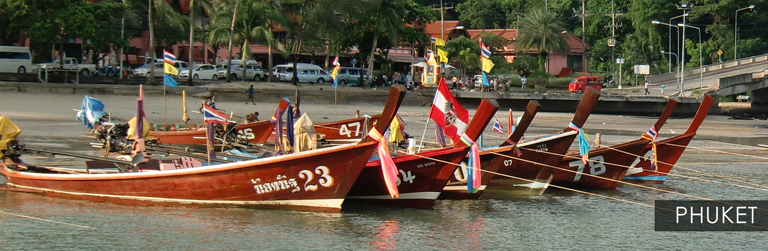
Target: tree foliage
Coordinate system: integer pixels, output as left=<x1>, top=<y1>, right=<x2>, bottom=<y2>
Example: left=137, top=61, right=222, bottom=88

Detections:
left=515, top=9, right=570, bottom=71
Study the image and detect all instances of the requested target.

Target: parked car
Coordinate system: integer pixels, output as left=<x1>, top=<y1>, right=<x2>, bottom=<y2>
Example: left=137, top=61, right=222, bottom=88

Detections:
left=179, top=64, right=218, bottom=79
left=37, top=57, right=96, bottom=76
left=568, top=75, right=603, bottom=93
left=277, top=63, right=331, bottom=83
left=217, top=64, right=265, bottom=81
left=334, top=67, right=367, bottom=86
left=133, top=60, right=188, bottom=77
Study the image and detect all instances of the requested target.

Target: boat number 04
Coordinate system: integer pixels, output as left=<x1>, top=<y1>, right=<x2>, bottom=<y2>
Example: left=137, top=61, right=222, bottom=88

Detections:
left=238, top=128, right=256, bottom=140
left=338, top=122, right=361, bottom=138
left=628, top=150, right=654, bottom=169
left=570, top=155, right=606, bottom=181
left=298, top=166, right=334, bottom=191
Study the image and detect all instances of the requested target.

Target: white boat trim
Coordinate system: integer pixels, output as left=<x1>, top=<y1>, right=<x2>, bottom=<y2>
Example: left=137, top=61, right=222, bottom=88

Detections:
left=519, top=130, right=577, bottom=147
left=513, top=181, right=549, bottom=189
left=10, top=184, right=344, bottom=209
left=625, top=167, right=643, bottom=176
left=442, top=185, right=487, bottom=191
left=346, top=191, right=440, bottom=200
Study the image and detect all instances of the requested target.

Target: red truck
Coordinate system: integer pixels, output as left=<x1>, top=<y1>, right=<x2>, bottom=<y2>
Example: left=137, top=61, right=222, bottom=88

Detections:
left=568, top=76, right=603, bottom=93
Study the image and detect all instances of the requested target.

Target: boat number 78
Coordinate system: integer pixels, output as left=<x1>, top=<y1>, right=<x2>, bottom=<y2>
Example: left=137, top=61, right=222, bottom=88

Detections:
left=339, top=122, right=361, bottom=138
left=569, top=155, right=606, bottom=181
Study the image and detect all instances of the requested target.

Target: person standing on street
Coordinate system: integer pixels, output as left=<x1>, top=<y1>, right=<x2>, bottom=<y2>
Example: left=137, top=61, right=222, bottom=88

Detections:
left=660, top=84, right=666, bottom=95
left=246, top=85, right=256, bottom=105
left=521, top=76, right=527, bottom=89
left=644, top=80, right=650, bottom=95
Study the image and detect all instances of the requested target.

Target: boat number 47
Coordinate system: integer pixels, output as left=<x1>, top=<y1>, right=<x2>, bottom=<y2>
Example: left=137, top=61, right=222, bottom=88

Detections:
left=569, top=155, right=606, bottom=182
left=298, top=166, right=334, bottom=191
left=339, top=122, right=361, bottom=138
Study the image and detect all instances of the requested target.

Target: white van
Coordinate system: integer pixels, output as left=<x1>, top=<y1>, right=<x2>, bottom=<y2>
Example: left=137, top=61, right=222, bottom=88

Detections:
left=277, top=63, right=331, bottom=83
left=0, top=46, right=34, bottom=74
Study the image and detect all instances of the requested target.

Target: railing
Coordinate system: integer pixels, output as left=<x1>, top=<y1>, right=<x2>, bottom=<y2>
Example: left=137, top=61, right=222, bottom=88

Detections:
left=648, top=53, right=768, bottom=84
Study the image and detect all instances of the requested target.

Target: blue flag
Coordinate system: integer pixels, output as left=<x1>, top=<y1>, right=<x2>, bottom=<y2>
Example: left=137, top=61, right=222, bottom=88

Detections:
left=482, top=72, right=490, bottom=86
left=164, top=74, right=178, bottom=87
left=76, top=96, right=107, bottom=129
left=331, top=78, right=339, bottom=88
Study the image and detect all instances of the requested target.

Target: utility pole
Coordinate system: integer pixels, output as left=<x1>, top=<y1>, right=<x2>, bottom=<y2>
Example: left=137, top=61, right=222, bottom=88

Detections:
left=432, top=1, right=454, bottom=42
left=578, top=0, right=591, bottom=74
left=604, top=1, right=622, bottom=81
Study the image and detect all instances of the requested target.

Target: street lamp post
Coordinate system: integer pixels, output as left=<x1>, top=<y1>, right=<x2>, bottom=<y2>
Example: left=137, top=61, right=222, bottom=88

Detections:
left=652, top=20, right=681, bottom=88
left=735, top=5, right=756, bottom=60
left=678, top=23, right=702, bottom=90
left=668, top=14, right=687, bottom=73
left=676, top=3, right=692, bottom=96
left=661, top=50, right=679, bottom=88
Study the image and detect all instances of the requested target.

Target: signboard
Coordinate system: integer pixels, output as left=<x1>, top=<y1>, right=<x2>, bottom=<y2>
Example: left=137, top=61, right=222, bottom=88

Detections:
left=717, top=50, right=723, bottom=56
left=607, top=39, right=616, bottom=47
left=634, top=64, right=650, bottom=75
left=616, top=58, right=625, bottom=64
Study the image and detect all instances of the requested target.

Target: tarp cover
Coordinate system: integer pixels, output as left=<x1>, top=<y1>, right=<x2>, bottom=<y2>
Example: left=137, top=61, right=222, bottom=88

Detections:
left=76, top=96, right=108, bottom=128
left=126, top=116, right=151, bottom=140
left=294, top=113, right=316, bottom=152
left=0, top=116, right=21, bottom=151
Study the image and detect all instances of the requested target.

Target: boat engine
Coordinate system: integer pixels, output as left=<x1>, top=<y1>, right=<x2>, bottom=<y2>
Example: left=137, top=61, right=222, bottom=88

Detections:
left=214, top=122, right=249, bottom=147
left=95, top=123, right=132, bottom=153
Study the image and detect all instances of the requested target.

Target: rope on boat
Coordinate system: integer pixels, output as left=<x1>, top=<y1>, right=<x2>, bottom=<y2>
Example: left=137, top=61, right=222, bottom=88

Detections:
left=661, top=142, right=768, bottom=161
left=0, top=211, right=92, bottom=229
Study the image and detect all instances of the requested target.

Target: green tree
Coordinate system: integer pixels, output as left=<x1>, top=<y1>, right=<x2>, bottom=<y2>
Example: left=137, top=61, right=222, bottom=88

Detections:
left=514, top=9, right=570, bottom=72
left=445, top=36, right=480, bottom=75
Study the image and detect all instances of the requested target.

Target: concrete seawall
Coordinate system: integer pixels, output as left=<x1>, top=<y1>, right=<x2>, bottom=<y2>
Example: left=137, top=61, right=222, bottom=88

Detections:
left=0, top=81, right=714, bottom=117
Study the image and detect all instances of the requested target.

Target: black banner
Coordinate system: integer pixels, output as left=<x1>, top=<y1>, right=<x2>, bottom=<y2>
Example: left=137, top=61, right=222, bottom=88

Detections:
left=655, top=200, right=768, bottom=231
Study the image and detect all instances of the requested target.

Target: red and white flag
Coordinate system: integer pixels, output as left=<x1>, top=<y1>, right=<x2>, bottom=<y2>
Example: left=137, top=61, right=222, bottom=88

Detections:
left=429, top=77, right=469, bottom=143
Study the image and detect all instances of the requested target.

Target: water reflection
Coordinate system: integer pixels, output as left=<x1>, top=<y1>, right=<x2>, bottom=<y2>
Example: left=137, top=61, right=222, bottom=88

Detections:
left=368, top=220, right=399, bottom=250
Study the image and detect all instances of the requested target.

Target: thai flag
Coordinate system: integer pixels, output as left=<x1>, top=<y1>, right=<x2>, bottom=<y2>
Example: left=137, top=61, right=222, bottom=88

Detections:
left=431, top=37, right=436, bottom=44
left=645, top=126, right=658, bottom=140
left=429, top=77, right=469, bottom=143
left=479, top=40, right=491, bottom=59
left=202, top=104, right=228, bottom=124
left=493, top=119, right=504, bottom=134
left=163, top=50, right=176, bottom=64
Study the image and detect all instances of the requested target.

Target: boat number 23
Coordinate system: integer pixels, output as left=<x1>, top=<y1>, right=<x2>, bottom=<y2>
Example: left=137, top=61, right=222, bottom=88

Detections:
left=298, top=166, right=334, bottom=191
left=338, top=122, right=361, bottom=138
left=569, top=155, right=606, bottom=182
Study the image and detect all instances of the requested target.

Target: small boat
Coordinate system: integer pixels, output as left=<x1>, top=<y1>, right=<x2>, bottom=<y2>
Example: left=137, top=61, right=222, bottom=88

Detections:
left=550, top=98, right=678, bottom=189
left=148, top=99, right=290, bottom=146
left=623, top=95, right=714, bottom=184
left=265, top=114, right=382, bottom=145
left=439, top=88, right=600, bottom=199
left=0, top=86, right=408, bottom=212
left=344, top=99, right=499, bottom=209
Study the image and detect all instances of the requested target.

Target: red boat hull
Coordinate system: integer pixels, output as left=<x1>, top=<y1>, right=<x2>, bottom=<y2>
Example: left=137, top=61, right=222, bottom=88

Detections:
left=1, top=142, right=377, bottom=212
left=622, top=134, right=694, bottom=184
left=440, top=131, right=579, bottom=199
left=552, top=139, right=649, bottom=189
left=346, top=147, right=467, bottom=209
left=149, top=121, right=274, bottom=146
left=265, top=115, right=381, bottom=145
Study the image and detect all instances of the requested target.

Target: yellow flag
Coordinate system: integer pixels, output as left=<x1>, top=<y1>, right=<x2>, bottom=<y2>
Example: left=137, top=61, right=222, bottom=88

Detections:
left=164, top=63, right=178, bottom=75
left=435, top=38, right=446, bottom=47
left=332, top=67, right=339, bottom=79
left=481, top=57, right=494, bottom=73
left=437, top=48, right=448, bottom=63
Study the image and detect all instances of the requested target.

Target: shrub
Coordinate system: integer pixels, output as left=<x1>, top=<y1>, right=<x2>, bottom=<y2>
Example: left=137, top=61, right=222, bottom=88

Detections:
left=547, top=77, right=573, bottom=89
left=719, top=96, right=734, bottom=102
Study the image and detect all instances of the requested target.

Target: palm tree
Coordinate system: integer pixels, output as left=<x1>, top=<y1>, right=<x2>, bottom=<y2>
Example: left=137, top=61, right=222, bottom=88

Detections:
left=445, top=36, right=480, bottom=76
left=146, top=0, right=186, bottom=84
left=185, top=0, right=196, bottom=86
left=364, top=0, right=408, bottom=86
left=209, top=0, right=289, bottom=83
left=515, top=9, right=570, bottom=73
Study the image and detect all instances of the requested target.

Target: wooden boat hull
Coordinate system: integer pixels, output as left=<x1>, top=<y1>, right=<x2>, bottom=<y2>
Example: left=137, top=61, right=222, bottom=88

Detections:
left=346, top=147, right=466, bottom=209
left=149, top=121, right=274, bottom=146
left=1, top=142, right=377, bottom=212
left=622, top=134, right=694, bottom=184
left=552, top=139, right=649, bottom=189
left=265, top=115, right=381, bottom=145
left=440, top=131, right=579, bottom=199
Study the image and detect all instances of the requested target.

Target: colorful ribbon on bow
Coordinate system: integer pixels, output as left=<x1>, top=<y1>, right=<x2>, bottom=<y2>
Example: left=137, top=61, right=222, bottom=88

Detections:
left=368, top=128, right=400, bottom=198
left=568, top=122, right=590, bottom=165
left=505, top=138, right=522, bottom=157
left=641, top=125, right=659, bottom=170
left=460, top=133, right=481, bottom=193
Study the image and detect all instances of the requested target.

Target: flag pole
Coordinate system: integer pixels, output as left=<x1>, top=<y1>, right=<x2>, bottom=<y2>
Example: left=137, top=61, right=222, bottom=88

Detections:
left=163, top=75, right=167, bottom=124
left=417, top=117, right=430, bottom=153
left=334, top=87, right=337, bottom=121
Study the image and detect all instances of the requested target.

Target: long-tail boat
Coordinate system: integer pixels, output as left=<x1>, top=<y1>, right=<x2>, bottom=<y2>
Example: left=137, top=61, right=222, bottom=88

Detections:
left=344, top=99, right=499, bottom=209
left=148, top=99, right=290, bottom=146
left=623, top=95, right=714, bottom=184
left=265, top=114, right=382, bottom=145
left=0, top=86, right=408, bottom=213
left=550, top=98, right=678, bottom=189
left=439, top=88, right=600, bottom=199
